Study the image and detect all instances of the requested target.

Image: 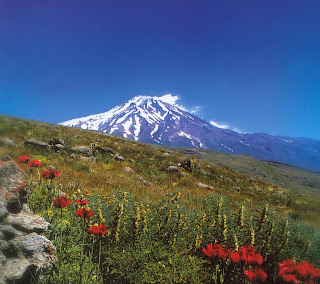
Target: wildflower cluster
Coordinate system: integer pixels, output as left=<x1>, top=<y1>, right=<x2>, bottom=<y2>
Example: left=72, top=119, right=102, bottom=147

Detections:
left=203, top=243, right=267, bottom=282
left=279, top=259, right=320, bottom=284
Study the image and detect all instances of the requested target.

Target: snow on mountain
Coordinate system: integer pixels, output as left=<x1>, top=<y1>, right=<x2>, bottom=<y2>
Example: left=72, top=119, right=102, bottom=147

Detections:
left=60, top=95, right=320, bottom=172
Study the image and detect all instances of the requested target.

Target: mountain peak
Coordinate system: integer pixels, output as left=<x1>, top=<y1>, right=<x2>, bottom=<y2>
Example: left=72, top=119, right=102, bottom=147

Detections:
left=60, top=95, right=320, bottom=171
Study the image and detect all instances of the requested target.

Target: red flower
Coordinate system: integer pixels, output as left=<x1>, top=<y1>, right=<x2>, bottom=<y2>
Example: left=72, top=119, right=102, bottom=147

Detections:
left=76, top=199, right=88, bottom=206
left=245, top=267, right=267, bottom=283
left=28, top=159, right=41, bottom=167
left=248, top=252, right=264, bottom=266
left=202, top=244, right=230, bottom=260
left=42, top=169, right=60, bottom=179
left=279, top=260, right=320, bottom=283
left=76, top=208, right=94, bottom=219
left=89, top=224, right=108, bottom=236
left=281, top=274, right=299, bottom=284
left=17, top=154, right=30, bottom=163
left=230, top=251, right=241, bottom=263
left=53, top=196, right=72, bottom=208
left=231, top=245, right=263, bottom=265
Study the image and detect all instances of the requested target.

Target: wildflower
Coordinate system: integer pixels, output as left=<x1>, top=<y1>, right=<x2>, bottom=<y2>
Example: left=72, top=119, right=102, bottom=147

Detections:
left=28, top=159, right=41, bottom=167
left=17, top=154, right=30, bottom=163
left=53, top=196, right=72, bottom=208
left=47, top=210, right=54, bottom=217
left=76, top=199, right=88, bottom=206
left=244, top=267, right=267, bottom=282
left=202, top=244, right=230, bottom=260
left=42, top=169, right=60, bottom=179
left=89, top=224, right=108, bottom=236
left=76, top=208, right=94, bottom=219
left=230, top=245, right=262, bottom=265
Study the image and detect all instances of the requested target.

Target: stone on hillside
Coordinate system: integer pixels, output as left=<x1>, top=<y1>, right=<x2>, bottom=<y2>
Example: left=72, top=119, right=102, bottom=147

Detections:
left=24, top=139, right=48, bottom=149
left=5, top=212, right=49, bottom=234
left=0, top=138, right=17, bottom=148
left=95, top=146, right=114, bottom=154
left=178, top=158, right=192, bottom=171
left=69, top=154, right=76, bottom=160
left=0, top=156, right=57, bottom=283
left=114, top=154, right=124, bottom=162
left=52, top=144, right=65, bottom=152
left=71, top=146, right=93, bottom=156
left=233, top=187, right=241, bottom=192
left=80, top=156, right=96, bottom=163
left=124, top=167, right=134, bottom=173
left=166, top=166, right=179, bottom=172
left=49, top=138, right=66, bottom=146
left=198, top=183, right=214, bottom=190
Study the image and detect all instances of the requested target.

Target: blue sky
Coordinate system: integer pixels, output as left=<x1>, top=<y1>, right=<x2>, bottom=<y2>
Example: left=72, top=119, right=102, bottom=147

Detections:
left=1, top=0, right=320, bottom=140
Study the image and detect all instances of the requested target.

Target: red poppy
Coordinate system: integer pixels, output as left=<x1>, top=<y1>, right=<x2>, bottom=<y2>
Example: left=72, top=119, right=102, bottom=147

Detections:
left=76, top=199, right=88, bottom=206
left=245, top=267, right=267, bottom=283
left=89, top=224, right=108, bottom=236
left=76, top=208, right=94, bottom=218
left=42, top=169, right=60, bottom=179
left=230, top=251, right=241, bottom=263
left=53, top=196, right=72, bottom=208
left=247, top=252, right=264, bottom=266
left=202, top=244, right=230, bottom=260
left=28, top=159, right=41, bottom=167
left=17, top=154, right=30, bottom=163
left=281, top=274, right=299, bottom=284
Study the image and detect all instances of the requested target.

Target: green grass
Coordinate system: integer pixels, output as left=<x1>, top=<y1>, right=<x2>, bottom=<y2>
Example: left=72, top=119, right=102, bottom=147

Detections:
left=1, top=114, right=320, bottom=282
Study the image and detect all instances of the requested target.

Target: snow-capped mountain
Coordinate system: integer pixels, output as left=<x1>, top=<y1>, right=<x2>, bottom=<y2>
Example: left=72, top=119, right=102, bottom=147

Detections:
left=61, top=95, right=320, bottom=172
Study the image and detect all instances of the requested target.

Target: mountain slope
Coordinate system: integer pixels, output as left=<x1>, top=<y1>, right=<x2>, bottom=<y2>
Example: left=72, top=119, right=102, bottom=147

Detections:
left=61, top=95, right=320, bottom=172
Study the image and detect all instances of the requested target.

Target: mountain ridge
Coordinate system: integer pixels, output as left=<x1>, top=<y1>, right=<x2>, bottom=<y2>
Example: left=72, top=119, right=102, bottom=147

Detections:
left=61, top=95, right=320, bottom=172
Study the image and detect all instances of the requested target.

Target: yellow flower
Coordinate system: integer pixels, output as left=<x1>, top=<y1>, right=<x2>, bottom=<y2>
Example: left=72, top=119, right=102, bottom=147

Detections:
left=47, top=210, right=54, bottom=217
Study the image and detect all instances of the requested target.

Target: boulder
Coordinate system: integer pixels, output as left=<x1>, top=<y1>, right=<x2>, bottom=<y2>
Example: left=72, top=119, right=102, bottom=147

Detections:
left=114, top=154, right=124, bottom=162
left=0, top=138, right=17, bottom=148
left=178, top=158, right=192, bottom=171
left=71, top=146, right=93, bottom=156
left=49, top=138, right=66, bottom=146
left=123, top=167, right=134, bottom=173
left=0, top=156, right=57, bottom=283
left=24, top=139, right=48, bottom=149
left=52, top=144, right=65, bottom=152
left=95, top=146, right=114, bottom=155
left=166, top=166, right=179, bottom=173
left=198, top=183, right=214, bottom=190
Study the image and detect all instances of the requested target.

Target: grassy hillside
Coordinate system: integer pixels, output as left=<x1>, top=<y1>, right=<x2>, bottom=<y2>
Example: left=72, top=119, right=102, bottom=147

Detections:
left=1, top=114, right=320, bottom=283
left=170, top=148, right=320, bottom=199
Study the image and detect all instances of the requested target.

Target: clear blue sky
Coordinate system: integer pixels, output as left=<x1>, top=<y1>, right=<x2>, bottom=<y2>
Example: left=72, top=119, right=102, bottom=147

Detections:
left=1, top=0, right=320, bottom=140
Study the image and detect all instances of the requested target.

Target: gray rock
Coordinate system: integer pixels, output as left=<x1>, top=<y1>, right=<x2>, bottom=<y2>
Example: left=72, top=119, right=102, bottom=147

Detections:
left=95, top=146, right=114, bottom=154
left=198, top=183, right=214, bottom=190
left=123, top=167, right=134, bottom=173
left=52, top=143, right=65, bottom=151
left=0, top=225, right=25, bottom=239
left=0, top=138, right=17, bottom=148
left=71, top=146, right=93, bottom=156
left=69, top=154, right=76, bottom=160
left=0, top=156, right=57, bottom=283
left=49, top=138, right=66, bottom=146
left=0, top=206, right=9, bottom=221
left=24, top=139, right=48, bottom=149
left=48, top=165, right=56, bottom=170
left=80, top=156, right=96, bottom=163
left=233, top=187, right=241, bottom=192
left=114, top=154, right=124, bottom=162
left=5, top=212, right=49, bottom=234
left=166, top=166, right=179, bottom=172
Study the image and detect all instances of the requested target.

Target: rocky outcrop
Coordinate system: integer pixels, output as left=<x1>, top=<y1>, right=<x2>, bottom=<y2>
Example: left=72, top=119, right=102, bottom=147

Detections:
left=24, top=139, right=49, bottom=149
left=71, top=146, right=93, bottom=156
left=0, top=138, right=16, bottom=148
left=0, top=156, right=57, bottom=283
